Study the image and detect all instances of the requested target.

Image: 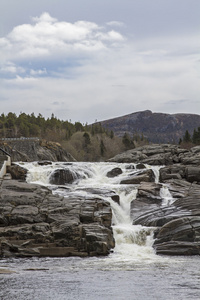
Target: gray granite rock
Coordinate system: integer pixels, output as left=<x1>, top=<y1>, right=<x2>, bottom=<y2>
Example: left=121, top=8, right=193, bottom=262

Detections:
left=0, top=180, right=115, bottom=258
left=133, top=179, right=200, bottom=255
left=106, top=167, right=123, bottom=178
left=108, top=144, right=200, bottom=166
left=120, top=169, right=155, bottom=184
left=153, top=216, right=200, bottom=255
left=131, top=182, right=162, bottom=221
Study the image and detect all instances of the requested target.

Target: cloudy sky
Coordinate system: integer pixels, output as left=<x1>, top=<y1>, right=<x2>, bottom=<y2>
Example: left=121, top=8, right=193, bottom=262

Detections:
left=0, top=0, right=200, bottom=123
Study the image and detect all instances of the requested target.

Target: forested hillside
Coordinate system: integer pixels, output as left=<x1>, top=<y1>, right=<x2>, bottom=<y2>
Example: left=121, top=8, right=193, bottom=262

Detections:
left=0, top=112, right=147, bottom=161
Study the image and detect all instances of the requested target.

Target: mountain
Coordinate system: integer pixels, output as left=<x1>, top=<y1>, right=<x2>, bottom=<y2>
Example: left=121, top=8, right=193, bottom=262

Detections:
left=99, top=110, right=200, bottom=143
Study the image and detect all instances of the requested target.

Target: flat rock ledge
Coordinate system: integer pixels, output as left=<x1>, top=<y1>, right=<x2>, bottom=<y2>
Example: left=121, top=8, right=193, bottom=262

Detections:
left=0, top=180, right=115, bottom=258
left=132, top=180, right=200, bottom=255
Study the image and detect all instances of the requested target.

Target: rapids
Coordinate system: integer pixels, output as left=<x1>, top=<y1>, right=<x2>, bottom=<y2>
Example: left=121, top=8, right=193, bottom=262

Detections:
left=1, top=162, right=200, bottom=300
left=19, top=161, right=170, bottom=263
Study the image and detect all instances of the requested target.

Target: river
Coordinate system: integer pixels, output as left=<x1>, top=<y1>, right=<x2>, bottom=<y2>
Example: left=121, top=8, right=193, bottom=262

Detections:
left=0, top=162, right=200, bottom=299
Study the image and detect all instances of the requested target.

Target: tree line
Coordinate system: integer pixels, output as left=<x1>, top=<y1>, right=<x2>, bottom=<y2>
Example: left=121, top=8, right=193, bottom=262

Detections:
left=0, top=112, right=149, bottom=161
left=180, top=127, right=200, bottom=146
left=0, top=112, right=113, bottom=140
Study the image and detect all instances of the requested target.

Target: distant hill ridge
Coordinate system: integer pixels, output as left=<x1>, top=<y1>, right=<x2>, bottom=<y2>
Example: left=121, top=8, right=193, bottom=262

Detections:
left=99, top=110, right=200, bottom=143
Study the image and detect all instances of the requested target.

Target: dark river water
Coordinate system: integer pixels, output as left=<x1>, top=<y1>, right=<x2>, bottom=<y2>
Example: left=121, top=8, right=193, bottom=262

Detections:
left=1, top=162, right=200, bottom=299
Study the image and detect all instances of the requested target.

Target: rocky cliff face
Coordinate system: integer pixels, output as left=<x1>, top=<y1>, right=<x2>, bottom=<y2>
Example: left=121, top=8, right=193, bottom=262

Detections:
left=0, top=139, right=75, bottom=162
left=99, top=110, right=200, bottom=143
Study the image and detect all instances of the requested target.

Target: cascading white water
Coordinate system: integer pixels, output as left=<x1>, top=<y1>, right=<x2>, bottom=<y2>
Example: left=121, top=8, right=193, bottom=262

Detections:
left=19, top=161, right=168, bottom=263
left=160, top=184, right=175, bottom=206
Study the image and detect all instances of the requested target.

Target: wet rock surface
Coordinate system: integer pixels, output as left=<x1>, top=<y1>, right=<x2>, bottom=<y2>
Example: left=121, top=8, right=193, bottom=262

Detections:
left=120, top=169, right=155, bottom=184
left=132, top=178, right=200, bottom=255
left=49, top=168, right=80, bottom=185
left=106, top=167, right=122, bottom=178
left=131, top=182, right=162, bottom=220
left=2, top=143, right=200, bottom=257
left=110, top=144, right=200, bottom=256
left=0, top=180, right=115, bottom=258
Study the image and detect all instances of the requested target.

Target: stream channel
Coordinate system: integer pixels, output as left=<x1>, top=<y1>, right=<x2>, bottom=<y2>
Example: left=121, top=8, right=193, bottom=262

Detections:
left=0, top=162, right=200, bottom=299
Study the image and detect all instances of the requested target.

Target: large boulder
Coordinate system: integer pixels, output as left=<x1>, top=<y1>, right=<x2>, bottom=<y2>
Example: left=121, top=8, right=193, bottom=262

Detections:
left=108, top=149, right=148, bottom=163
left=6, top=164, right=27, bottom=180
left=49, top=168, right=80, bottom=185
left=159, top=165, right=185, bottom=182
left=0, top=180, right=115, bottom=258
left=106, top=167, right=122, bottom=178
left=153, top=216, right=200, bottom=255
left=185, top=166, right=200, bottom=183
left=131, top=182, right=162, bottom=221
left=120, top=169, right=155, bottom=184
left=159, top=165, right=200, bottom=184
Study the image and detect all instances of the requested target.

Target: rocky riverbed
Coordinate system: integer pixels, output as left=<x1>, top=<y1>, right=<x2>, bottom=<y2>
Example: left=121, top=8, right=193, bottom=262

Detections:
left=0, top=178, right=114, bottom=258
left=1, top=143, right=200, bottom=258
left=109, top=144, right=200, bottom=255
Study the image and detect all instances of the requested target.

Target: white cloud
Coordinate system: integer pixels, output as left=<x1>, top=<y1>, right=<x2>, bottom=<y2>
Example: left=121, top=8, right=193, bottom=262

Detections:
left=0, top=12, right=124, bottom=64
left=96, top=30, right=124, bottom=42
left=32, top=12, right=57, bottom=24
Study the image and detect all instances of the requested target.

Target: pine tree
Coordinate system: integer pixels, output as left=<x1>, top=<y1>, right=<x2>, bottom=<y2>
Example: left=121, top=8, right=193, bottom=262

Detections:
left=183, top=130, right=191, bottom=143
left=83, top=132, right=91, bottom=147
left=100, top=139, right=106, bottom=156
left=122, top=132, right=134, bottom=149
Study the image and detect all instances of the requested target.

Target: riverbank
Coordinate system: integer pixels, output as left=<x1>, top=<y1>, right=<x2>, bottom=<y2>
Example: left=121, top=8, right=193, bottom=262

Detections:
left=0, top=177, right=114, bottom=258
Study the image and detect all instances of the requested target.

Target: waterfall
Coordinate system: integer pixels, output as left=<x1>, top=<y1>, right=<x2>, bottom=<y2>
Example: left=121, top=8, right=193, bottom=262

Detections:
left=19, top=161, right=167, bottom=261
left=160, top=184, right=174, bottom=206
left=105, top=185, right=156, bottom=260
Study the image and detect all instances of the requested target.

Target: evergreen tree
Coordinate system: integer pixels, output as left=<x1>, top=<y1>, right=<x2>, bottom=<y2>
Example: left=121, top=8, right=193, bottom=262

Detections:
left=110, top=130, right=114, bottom=139
left=192, top=127, right=200, bottom=144
left=100, top=139, right=106, bottom=156
left=122, top=132, right=134, bottom=149
left=83, top=132, right=91, bottom=147
left=75, top=122, right=84, bottom=132
left=183, top=130, right=191, bottom=143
